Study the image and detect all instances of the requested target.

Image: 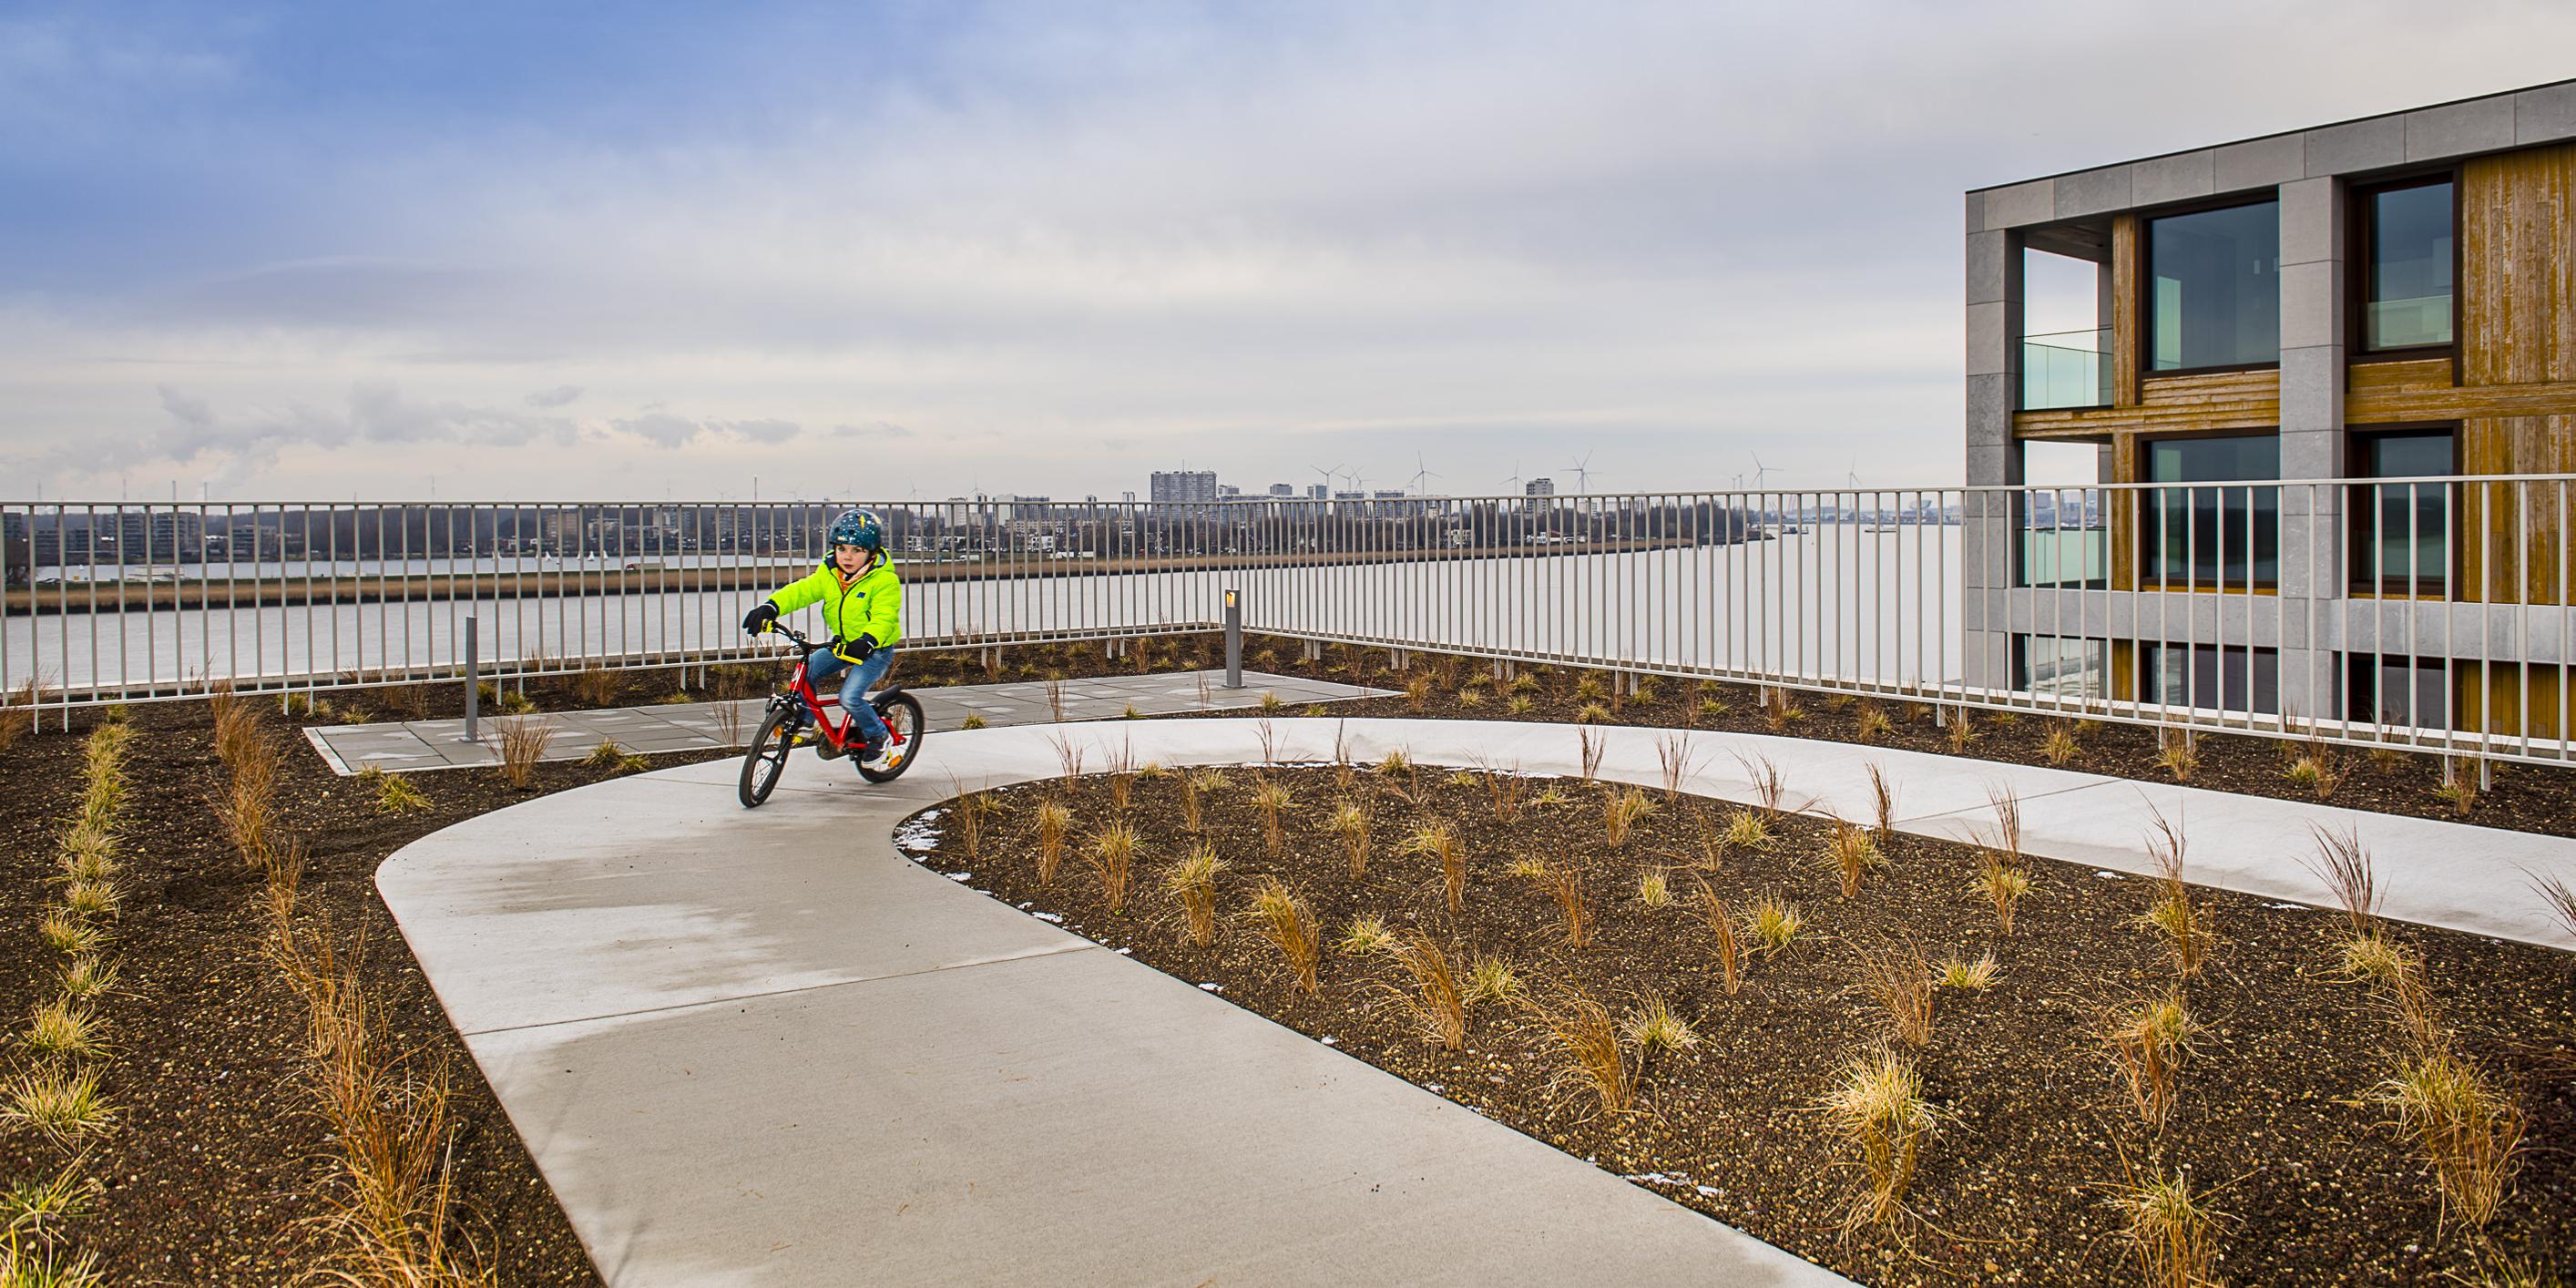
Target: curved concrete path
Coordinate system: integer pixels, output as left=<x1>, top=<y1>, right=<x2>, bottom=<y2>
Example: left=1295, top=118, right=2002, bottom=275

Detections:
left=376, top=720, right=2576, bottom=1286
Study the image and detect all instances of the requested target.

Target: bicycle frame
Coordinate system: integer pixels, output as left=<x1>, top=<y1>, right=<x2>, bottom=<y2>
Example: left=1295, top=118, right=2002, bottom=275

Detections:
left=762, top=624, right=910, bottom=753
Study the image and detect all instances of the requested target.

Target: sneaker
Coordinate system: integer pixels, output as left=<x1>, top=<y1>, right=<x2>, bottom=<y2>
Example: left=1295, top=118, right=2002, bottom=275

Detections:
left=855, top=739, right=885, bottom=764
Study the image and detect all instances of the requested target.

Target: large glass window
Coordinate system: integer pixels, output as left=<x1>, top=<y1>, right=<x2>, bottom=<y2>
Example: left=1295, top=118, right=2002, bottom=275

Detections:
left=2140, top=434, right=2280, bottom=588
left=2016, top=440, right=2107, bottom=588
left=2365, top=180, right=2454, bottom=351
left=2148, top=201, right=2280, bottom=372
left=2142, top=643, right=2279, bottom=716
left=2348, top=430, right=2452, bottom=595
left=2344, top=654, right=2448, bottom=732
left=2014, top=634, right=2108, bottom=702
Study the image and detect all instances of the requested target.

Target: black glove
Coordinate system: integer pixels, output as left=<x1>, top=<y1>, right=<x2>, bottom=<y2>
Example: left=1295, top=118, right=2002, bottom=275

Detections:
left=741, top=601, right=779, bottom=636
left=843, top=634, right=878, bottom=661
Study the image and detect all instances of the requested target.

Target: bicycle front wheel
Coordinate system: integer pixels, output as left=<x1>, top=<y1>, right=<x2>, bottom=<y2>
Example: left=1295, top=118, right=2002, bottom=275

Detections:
left=739, top=703, right=798, bottom=808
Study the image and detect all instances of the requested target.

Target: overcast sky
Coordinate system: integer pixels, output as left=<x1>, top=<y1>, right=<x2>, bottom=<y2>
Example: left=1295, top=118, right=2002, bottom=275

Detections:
left=5, top=1, right=2571, bottom=503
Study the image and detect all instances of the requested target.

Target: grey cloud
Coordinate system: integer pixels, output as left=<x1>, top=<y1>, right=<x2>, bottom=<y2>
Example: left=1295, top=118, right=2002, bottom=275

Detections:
left=49, top=382, right=586, bottom=489
left=525, top=384, right=583, bottom=408
left=609, top=412, right=804, bottom=449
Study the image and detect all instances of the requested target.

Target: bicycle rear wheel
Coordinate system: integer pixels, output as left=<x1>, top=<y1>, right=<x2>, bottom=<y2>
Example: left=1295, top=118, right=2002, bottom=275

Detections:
left=857, top=692, right=926, bottom=783
left=739, top=703, right=798, bottom=808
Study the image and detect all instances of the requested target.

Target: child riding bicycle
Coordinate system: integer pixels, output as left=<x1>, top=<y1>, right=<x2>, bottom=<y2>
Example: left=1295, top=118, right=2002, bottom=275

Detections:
left=741, top=508, right=903, bottom=763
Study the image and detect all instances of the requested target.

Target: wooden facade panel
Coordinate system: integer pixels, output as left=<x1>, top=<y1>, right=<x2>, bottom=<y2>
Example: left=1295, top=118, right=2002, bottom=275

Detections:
left=2015, top=369, right=2279, bottom=438
left=2348, top=375, right=2576, bottom=424
left=2111, top=214, right=2142, bottom=408
left=2461, top=143, right=2576, bottom=388
left=2458, top=414, right=2576, bottom=604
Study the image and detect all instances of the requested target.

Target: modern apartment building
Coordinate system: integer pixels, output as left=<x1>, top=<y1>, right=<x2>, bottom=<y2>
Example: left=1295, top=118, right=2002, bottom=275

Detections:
left=1965, top=78, right=2576, bottom=741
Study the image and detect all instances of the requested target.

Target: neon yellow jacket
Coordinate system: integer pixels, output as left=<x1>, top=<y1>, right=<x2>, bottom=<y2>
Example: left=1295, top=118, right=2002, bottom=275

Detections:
left=768, top=554, right=903, bottom=651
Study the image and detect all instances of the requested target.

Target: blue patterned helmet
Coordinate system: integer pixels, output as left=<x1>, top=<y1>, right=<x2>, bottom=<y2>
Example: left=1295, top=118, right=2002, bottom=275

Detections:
left=829, top=508, right=884, bottom=551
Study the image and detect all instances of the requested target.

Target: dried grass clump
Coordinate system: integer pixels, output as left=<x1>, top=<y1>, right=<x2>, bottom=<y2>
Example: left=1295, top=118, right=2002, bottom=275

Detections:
left=1161, top=844, right=1225, bottom=946
left=2138, top=806, right=2207, bottom=976
left=1817, top=1047, right=1934, bottom=1231
left=1946, top=707, right=1978, bottom=753
left=2432, top=766, right=2480, bottom=816
left=1378, top=933, right=1468, bottom=1051
left=1575, top=727, right=1606, bottom=780
left=1329, top=802, right=1372, bottom=878
left=1087, top=822, right=1138, bottom=915
left=1720, top=807, right=1773, bottom=854
left=2040, top=721, right=2082, bottom=766
left=1745, top=894, right=1803, bottom=955
left=2283, top=751, right=2343, bottom=800
left=56, top=956, right=118, bottom=1002
left=1620, top=995, right=1699, bottom=1063
left=1852, top=938, right=1934, bottom=1048
left=1854, top=702, right=1891, bottom=744
left=0, top=677, right=47, bottom=753
left=1823, top=816, right=1884, bottom=898
left=0, top=1064, right=116, bottom=1146
left=1523, top=987, right=1631, bottom=1117
left=1252, top=780, right=1293, bottom=854
left=1636, top=868, right=1673, bottom=909
left=1938, top=951, right=1999, bottom=991
left=571, top=667, right=621, bottom=707
left=22, top=997, right=107, bottom=1061
left=1761, top=686, right=1804, bottom=731
left=1972, top=847, right=2032, bottom=935
left=2380, top=1046, right=2525, bottom=1230
left=1654, top=734, right=1700, bottom=800
left=1033, top=801, right=1074, bottom=885
left=1692, top=876, right=1744, bottom=995
left=2104, top=994, right=2197, bottom=1129
left=37, top=913, right=104, bottom=958
left=1337, top=915, right=1399, bottom=957
left=1865, top=763, right=1898, bottom=842
left=1465, top=956, right=1524, bottom=1005
left=2155, top=729, right=2197, bottom=782
left=1549, top=867, right=1594, bottom=948
left=1603, top=787, right=1655, bottom=847
left=1735, top=752, right=1788, bottom=817
left=2110, top=1168, right=2223, bottom=1288
left=1477, top=761, right=1526, bottom=823
left=1246, top=879, right=1322, bottom=995
left=495, top=716, right=557, bottom=790
left=2530, top=868, right=2576, bottom=946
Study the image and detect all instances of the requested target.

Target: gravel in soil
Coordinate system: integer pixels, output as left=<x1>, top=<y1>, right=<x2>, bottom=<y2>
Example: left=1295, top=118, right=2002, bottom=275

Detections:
left=905, top=762, right=2576, bottom=1287
left=0, top=700, right=729, bottom=1283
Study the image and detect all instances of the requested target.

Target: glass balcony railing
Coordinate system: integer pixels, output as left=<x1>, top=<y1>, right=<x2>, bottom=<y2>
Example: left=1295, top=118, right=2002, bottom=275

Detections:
left=2366, top=293, right=2452, bottom=350
left=2020, top=327, right=2113, bottom=411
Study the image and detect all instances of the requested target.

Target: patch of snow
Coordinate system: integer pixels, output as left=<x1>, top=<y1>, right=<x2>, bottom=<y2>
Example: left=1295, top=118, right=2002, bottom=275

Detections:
left=2095, top=870, right=2122, bottom=879
left=1029, top=911, right=1064, bottom=924
left=1320, top=1037, right=1338, bottom=1046
left=1198, top=982, right=1224, bottom=993
left=1426, top=1083, right=1444, bottom=1093
left=2263, top=902, right=2307, bottom=911
left=946, top=872, right=972, bottom=882
left=1696, top=1185, right=1723, bottom=1197
left=1116, top=947, right=1133, bottom=956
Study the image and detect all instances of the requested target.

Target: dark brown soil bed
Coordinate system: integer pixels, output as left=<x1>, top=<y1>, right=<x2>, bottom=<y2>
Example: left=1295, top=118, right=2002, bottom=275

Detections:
left=1222, top=634, right=2576, bottom=841
left=902, top=762, right=2576, bottom=1287
left=0, top=701, right=730, bottom=1283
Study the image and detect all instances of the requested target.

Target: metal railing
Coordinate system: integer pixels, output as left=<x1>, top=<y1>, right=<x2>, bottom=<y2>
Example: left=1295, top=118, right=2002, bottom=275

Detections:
left=2020, top=327, right=2113, bottom=411
left=4, top=481, right=2572, bottom=766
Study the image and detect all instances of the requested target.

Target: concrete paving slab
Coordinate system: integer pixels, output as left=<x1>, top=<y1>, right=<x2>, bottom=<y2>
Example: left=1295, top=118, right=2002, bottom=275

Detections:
left=474, top=947, right=1814, bottom=1288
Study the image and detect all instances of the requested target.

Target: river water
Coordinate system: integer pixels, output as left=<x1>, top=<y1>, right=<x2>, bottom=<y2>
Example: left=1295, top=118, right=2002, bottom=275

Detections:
left=5, top=526, right=1965, bottom=697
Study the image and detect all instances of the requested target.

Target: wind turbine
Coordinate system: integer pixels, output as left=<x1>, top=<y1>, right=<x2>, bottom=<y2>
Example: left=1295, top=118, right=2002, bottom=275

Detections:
left=1564, top=452, right=1594, bottom=494
left=1748, top=452, right=1775, bottom=491
left=1503, top=459, right=1525, bottom=494
left=1407, top=451, right=1442, bottom=496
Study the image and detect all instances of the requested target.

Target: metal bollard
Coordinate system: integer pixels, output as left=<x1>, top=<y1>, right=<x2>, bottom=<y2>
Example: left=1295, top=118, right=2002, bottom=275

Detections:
left=460, top=615, right=481, bottom=743
left=1222, top=588, right=1243, bottom=690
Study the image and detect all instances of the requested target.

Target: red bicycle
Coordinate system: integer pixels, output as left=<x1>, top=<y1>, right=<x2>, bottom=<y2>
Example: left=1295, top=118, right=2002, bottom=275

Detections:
left=738, top=623, right=926, bottom=807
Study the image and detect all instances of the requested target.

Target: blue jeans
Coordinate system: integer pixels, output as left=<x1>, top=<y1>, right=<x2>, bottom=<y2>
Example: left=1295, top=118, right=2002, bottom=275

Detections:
left=805, top=646, right=894, bottom=745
